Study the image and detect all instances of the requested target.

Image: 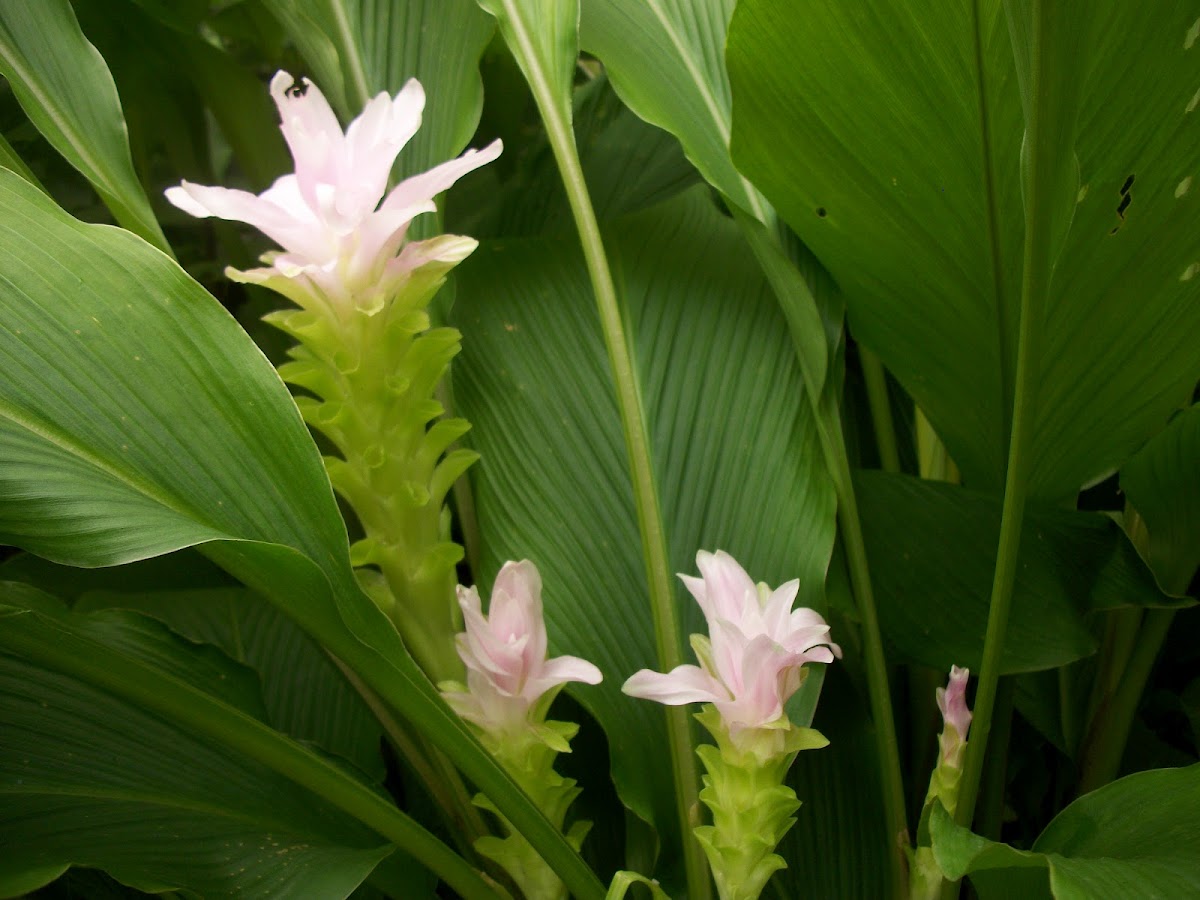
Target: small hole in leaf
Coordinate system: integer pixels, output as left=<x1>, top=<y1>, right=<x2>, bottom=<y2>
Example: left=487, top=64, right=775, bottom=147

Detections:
left=1120, top=174, right=1136, bottom=194
left=1117, top=193, right=1132, bottom=217
left=816, top=207, right=827, bottom=218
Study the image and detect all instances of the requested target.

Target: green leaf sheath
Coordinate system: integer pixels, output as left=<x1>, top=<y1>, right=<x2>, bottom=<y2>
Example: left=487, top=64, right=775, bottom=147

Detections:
left=0, top=0, right=169, bottom=253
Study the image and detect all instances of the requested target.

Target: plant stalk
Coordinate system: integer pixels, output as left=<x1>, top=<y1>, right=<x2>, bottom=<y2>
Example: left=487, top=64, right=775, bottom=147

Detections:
left=486, top=7, right=707, bottom=895
left=860, top=346, right=902, bottom=473
left=956, top=0, right=1055, bottom=830
left=1077, top=608, right=1175, bottom=795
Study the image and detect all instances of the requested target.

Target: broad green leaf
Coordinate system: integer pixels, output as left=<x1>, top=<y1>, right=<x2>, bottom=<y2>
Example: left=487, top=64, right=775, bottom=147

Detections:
left=263, top=0, right=493, bottom=178
left=0, top=168, right=602, bottom=899
left=931, top=764, right=1200, bottom=898
left=729, top=1, right=1200, bottom=500
left=1122, top=404, right=1200, bottom=595
left=0, top=0, right=169, bottom=253
left=856, top=472, right=1182, bottom=674
left=454, top=189, right=836, bottom=876
left=579, top=0, right=765, bottom=220
left=77, top=586, right=386, bottom=782
left=0, top=594, right=394, bottom=898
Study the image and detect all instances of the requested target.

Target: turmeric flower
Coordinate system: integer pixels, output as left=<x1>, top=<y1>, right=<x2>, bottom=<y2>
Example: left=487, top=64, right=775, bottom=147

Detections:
left=166, top=71, right=501, bottom=312
left=443, top=561, right=602, bottom=737
left=623, top=550, right=840, bottom=737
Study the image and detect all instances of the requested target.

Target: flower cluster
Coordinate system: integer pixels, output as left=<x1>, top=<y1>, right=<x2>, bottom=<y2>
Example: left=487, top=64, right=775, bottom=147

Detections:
left=936, top=665, right=972, bottom=767
left=623, top=550, right=840, bottom=745
left=166, top=71, right=501, bottom=314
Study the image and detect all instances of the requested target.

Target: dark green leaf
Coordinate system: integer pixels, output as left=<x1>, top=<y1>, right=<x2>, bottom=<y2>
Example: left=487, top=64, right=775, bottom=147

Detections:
left=729, top=1, right=1200, bottom=500
left=1122, top=403, right=1200, bottom=595
left=0, top=0, right=169, bottom=252
left=856, top=471, right=1182, bottom=673
left=0, top=594, right=393, bottom=898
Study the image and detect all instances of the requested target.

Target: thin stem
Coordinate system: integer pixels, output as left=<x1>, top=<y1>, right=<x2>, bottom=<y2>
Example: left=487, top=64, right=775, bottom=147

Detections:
left=333, top=655, right=490, bottom=859
left=1077, top=609, right=1175, bottom=795
left=491, top=8, right=707, bottom=895
left=976, top=679, right=1014, bottom=840
left=827, top=431, right=910, bottom=893
left=860, top=347, right=902, bottom=473
left=956, top=1, right=1053, bottom=829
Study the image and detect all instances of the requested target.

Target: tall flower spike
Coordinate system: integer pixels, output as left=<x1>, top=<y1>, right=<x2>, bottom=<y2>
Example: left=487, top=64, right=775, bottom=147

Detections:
left=440, top=561, right=602, bottom=900
left=166, top=71, right=502, bottom=314
left=623, top=551, right=836, bottom=900
left=166, top=71, right=501, bottom=683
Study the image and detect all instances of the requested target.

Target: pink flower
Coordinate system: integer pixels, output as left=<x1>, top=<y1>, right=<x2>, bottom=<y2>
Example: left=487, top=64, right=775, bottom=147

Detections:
left=936, top=665, right=972, bottom=764
left=443, top=561, right=602, bottom=736
left=165, top=71, right=501, bottom=312
left=623, top=550, right=840, bottom=736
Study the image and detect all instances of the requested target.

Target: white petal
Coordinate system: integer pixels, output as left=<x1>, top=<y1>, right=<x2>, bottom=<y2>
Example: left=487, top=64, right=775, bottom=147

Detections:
left=381, top=139, right=503, bottom=211
left=622, top=665, right=726, bottom=706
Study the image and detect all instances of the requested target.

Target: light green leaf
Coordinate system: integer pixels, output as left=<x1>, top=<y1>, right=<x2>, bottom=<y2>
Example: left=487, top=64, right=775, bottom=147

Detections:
left=729, top=0, right=1200, bottom=500
left=606, top=869, right=672, bottom=899
left=856, top=471, right=1182, bottom=674
left=0, top=0, right=170, bottom=253
left=931, top=764, right=1200, bottom=898
left=263, top=0, right=493, bottom=178
left=454, top=189, right=836, bottom=875
left=0, top=168, right=601, bottom=899
left=1122, top=403, right=1200, bottom=595
left=580, top=0, right=765, bottom=220
left=0, top=594, right=394, bottom=898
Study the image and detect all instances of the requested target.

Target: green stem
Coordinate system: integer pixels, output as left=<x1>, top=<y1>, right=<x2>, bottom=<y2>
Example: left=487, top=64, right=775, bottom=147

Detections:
left=3, top=612, right=501, bottom=900
left=957, top=1, right=1054, bottom=829
left=976, top=679, right=1014, bottom=840
left=333, top=655, right=490, bottom=860
left=860, top=347, right=902, bottom=473
left=1077, top=609, right=1175, bottom=795
left=487, top=7, right=707, bottom=896
left=825, top=426, right=911, bottom=894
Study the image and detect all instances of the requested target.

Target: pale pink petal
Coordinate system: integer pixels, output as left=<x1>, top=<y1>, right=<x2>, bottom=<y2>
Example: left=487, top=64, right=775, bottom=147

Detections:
left=382, top=139, right=503, bottom=212
left=696, top=550, right=757, bottom=621
left=166, top=181, right=330, bottom=262
left=270, top=72, right=343, bottom=203
left=761, top=579, right=801, bottom=635
left=525, top=654, right=604, bottom=698
left=937, top=666, right=972, bottom=743
left=678, top=572, right=711, bottom=620
left=340, top=80, right=424, bottom=218
left=623, top=665, right=726, bottom=706
left=491, top=560, right=546, bottom=664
